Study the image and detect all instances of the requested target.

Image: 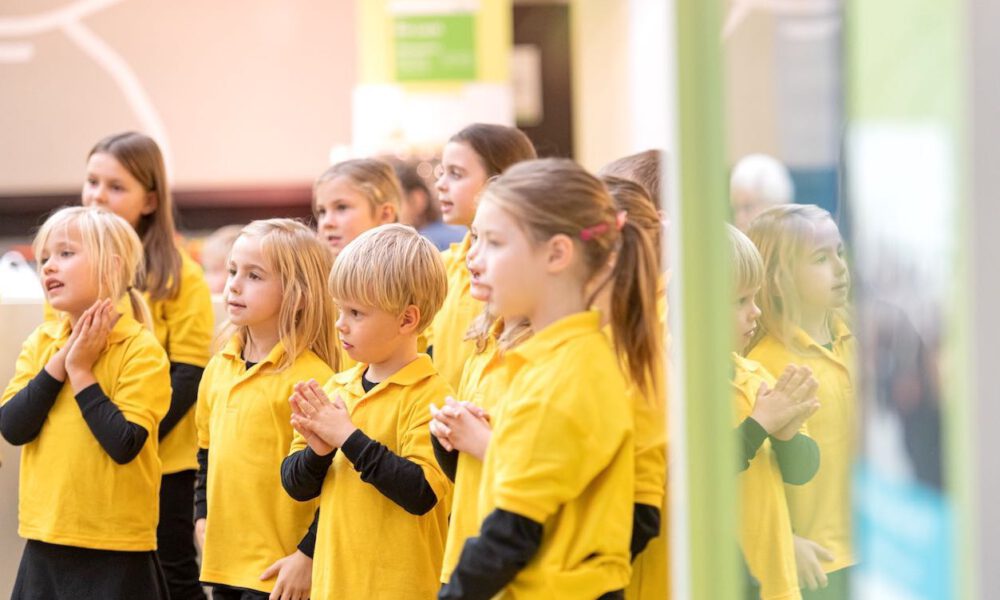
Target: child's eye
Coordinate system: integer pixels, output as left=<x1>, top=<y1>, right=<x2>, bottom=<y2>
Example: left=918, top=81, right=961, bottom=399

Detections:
left=336, top=203, right=349, bottom=212
left=39, top=256, right=49, bottom=265
left=60, top=250, right=74, bottom=258
left=249, top=272, right=261, bottom=280
left=227, top=268, right=236, bottom=276
left=316, top=208, right=326, bottom=217
left=350, top=309, right=361, bottom=317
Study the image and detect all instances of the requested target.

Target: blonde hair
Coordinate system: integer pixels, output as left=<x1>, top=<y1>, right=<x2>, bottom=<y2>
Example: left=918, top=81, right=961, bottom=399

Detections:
left=747, top=204, right=846, bottom=348
left=329, top=224, right=446, bottom=334
left=34, top=206, right=152, bottom=327
left=598, top=149, right=663, bottom=206
left=464, top=308, right=533, bottom=354
left=313, top=158, right=402, bottom=218
left=726, top=223, right=764, bottom=295
left=482, top=158, right=663, bottom=396
left=220, top=219, right=339, bottom=372
left=89, top=132, right=181, bottom=302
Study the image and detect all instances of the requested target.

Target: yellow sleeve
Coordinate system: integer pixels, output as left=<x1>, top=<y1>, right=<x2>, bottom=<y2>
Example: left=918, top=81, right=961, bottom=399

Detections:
left=161, top=256, right=214, bottom=367
left=492, top=384, right=612, bottom=524
left=398, top=385, right=453, bottom=504
left=632, top=386, right=667, bottom=508
left=113, top=338, right=172, bottom=433
left=2, top=327, right=44, bottom=404
left=194, top=357, right=218, bottom=449
left=288, top=429, right=308, bottom=456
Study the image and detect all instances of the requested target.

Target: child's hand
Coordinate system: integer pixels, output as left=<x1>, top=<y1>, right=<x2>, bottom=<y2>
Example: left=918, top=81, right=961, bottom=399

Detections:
left=43, top=311, right=85, bottom=382
left=793, top=534, right=834, bottom=590
left=290, top=387, right=334, bottom=456
left=260, top=549, right=312, bottom=600
left=292, top=380, right=357, bottom=449
left=428, top=405, right=455, bottom=451
left=66, top=300, right=120, bottom=391
left=750, top=365, right=819, bottom=440
left=432, top=397, right=493, bottom=461
left=194, top=518, right=207, bottom=551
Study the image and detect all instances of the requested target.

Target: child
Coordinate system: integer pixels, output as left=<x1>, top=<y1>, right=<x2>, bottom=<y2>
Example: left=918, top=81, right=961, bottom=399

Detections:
left=747, top=205, right=856, bottom=598
left=82, top=131, right=214, bottom=600
left=429, top=232, right=533, bottom=585
left=200, top=224, right=243, bottom=295
left=312, top=158, right=401, bottom=258
left=728, top=223, right=822, bottom=600
left=439, top=158, right=662, bottom=599
left=597, top=175, right=669, bottom=600
left=392, top=159, right=465, bottom=251
left=428, top=123, right=537, bottom=391
left=280, top=224, right=452, bottom=598
left=194, top=219, right=338, bottom=599
left=1, top=206, right=171, bottom=598
left=730, top=154, right=794, bottom=233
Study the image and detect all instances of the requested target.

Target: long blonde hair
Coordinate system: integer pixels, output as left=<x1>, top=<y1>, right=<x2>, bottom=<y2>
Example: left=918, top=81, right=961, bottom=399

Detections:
left=313, top=158, right=403, bottom=219
left=220, top=219, right=339, bottom=372
left=747, top=204, right=848, bottom=349
left=482, top=158, right=663, bottom=396
left=34, top=206, right=152, bottom=327
left=88, top=132, right=182, bottom=302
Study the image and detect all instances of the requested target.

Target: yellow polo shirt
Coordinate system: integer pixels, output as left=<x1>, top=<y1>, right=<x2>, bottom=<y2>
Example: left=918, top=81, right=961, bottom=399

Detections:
left=748, top=318, right=856, bottom=574
left=732, top=353, right=801, bottom=600
left=429, top=233, right=483, bottom=390
left=292, top=354, right=453, bottom=599
left=196, top=337, right=331, bottom=593
left=440, top=320, right=511, bottom=583
left=2, top=313, right=170, bottom=551
left=478, top=311, right=634, bottom=598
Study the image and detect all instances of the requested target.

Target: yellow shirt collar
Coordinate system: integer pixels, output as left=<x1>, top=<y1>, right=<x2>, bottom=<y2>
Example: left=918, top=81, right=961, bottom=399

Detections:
left=220, top=335, right=288, bottom=369
left=509, top=310, right=602, bottom=364
left=332, top=353, right=437, bottom=395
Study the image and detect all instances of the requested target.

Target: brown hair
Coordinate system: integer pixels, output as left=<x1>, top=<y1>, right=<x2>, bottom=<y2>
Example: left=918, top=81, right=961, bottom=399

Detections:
left=482, top=158, right=662, bottom=396
left=449, top=123, right=537, bottom=177
left=602, top=175, right=662, bottom=272
left=89, top=132, right=181, bottom=301
left=598, top=149, right=663, bottom=207
left=313, top=158, right=403, bottom=218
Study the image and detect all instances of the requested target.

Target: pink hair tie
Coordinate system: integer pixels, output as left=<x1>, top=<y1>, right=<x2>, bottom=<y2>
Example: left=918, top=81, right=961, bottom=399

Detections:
left=579, top=222, right=610, bottom=241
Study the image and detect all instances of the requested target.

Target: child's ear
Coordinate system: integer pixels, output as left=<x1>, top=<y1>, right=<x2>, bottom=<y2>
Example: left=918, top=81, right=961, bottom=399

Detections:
left=398, top=304, right=421, bottom=334
left=545, top=234, right=575, bottom=274
left=379, top=203, right=398, bottom=225
left=141, top=191, right=159, bottom=216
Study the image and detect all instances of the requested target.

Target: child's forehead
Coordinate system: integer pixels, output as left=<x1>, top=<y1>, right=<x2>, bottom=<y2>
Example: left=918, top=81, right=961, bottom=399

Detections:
left=43, top=221, right=82, bottom=247
left=802, top=217, right=842, bottom=249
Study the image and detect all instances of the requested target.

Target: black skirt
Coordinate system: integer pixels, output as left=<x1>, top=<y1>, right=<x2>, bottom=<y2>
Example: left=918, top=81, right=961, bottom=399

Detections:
left=12, top=539, right=169, bottom=600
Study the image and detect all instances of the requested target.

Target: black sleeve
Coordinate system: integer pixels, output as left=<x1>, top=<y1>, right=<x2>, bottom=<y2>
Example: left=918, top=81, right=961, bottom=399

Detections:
left=297, top=510, right=320, bottom=558
left=0, top=368, right=63, bottom=445
left=431, top=433, right=459, bottom=482
left=159, top=363, right=204, bottom=440
left=438, top=508, right=543, bottom=600
left=75, top=383, right=150, bottom=464
left=771, top=433, right=821, bottom=485
left=631, top=503, right=661, bottom=560
left=281, top=447, right=336, bottom=502
left=736, top=417, right=768, bottom=472
left=340, top=429, right=439, bottom=516
left=426, top=345, right=434, bottom=360
left=194, top=447, right=209, bottom=520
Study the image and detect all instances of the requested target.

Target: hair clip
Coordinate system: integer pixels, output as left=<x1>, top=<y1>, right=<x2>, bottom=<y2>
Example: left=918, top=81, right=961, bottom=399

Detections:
left=616, top=210, right=628, bottom=231
left=580, top=222, right=610, bottom=242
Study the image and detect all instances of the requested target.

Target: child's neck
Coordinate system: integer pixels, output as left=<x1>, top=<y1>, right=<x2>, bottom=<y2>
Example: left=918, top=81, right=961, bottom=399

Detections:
left=244, top=324, right=280, bottom=363
left=366, top=336, right=419, bottom=383
left=798, top=306, right=833, bottom=346
left=530, top=281, right=588, bottom=332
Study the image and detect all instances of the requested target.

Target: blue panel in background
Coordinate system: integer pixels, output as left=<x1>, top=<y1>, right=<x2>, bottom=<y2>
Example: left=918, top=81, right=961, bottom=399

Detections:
left=790, top=167, right=840, bottom=217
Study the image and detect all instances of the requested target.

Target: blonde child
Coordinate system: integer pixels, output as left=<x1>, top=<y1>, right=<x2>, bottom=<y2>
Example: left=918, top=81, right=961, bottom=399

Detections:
left=194, top=219, right=338, bottom=599
left=1, top=207, right=171, bottom=598
left=747, top=205, right=856, bottom=598
left=81, top=131, right=214, bottom=599
left=728, top=224, right=822, bottom=600
left=439, top=159, right=662, bottom=599
left=428, top=123, right=537, bottom=391
left=281, top=224, right=452, bottom=598
left=312, top=158, right=401, bottom=258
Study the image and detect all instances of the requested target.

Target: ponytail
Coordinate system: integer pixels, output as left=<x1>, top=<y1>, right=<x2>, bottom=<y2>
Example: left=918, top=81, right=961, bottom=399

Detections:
left=608, top=220, right=663, bottom=398
left=128, top=287, right=153, bottom=329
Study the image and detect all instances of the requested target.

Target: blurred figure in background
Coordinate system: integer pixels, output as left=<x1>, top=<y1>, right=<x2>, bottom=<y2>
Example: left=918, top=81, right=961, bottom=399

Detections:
left=730, top=153, right=795, bottom=232
left=393, top=161, right=465, bottom=251
left=200, top=225, right=242, bottom=295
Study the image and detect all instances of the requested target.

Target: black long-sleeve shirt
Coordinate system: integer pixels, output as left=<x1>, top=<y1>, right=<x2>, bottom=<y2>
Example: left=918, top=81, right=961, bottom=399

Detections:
left=737, top=417, right=820, bottom=484
left=431, top=434, right=459, bottom=482
left=0, top=368, right=62, bottom=445
left=159, top=363, right=204, bottom=440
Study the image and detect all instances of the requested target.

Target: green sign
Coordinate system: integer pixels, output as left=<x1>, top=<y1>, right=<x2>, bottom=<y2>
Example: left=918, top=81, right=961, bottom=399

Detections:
left=394, top=14, right=476, bottom=81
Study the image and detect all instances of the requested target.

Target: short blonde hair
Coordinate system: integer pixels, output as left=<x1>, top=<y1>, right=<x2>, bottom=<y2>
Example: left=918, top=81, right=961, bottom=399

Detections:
left=221, top=219, right=339, bottom=371
left=34, top=206, right=152, bottom=327
left=313, top=158, right=402, bottom=217
left=329, top=224, right=446, bottom=333
left=726, top=223, right=764, bottom=294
